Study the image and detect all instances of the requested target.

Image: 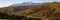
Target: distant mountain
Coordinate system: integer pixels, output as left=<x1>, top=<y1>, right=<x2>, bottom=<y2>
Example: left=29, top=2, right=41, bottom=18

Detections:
left=11, top=2, right=41, bottom=6
left=5, top=2, right=41, bottom=12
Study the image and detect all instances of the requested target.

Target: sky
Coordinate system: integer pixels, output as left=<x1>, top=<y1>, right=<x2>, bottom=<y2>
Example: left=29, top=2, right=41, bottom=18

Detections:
left=0, top=0, right=60, bottom=8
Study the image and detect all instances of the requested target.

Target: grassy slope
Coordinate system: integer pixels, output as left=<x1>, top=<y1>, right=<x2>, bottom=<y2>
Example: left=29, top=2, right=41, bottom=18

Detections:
left=0, top=2, right=60, bottom=20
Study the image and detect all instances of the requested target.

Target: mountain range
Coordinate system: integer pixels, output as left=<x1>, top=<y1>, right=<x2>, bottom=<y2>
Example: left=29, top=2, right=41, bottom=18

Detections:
left=11, top=2, right=41, bottom=6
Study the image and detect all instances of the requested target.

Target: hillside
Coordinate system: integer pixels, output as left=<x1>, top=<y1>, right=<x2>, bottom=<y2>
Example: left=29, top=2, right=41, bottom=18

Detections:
left=0, top=2, right=60, bottom=20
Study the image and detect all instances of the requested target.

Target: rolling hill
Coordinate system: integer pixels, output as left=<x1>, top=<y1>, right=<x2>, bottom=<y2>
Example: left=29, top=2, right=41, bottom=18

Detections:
left=0, top=2, right=60, bottom=20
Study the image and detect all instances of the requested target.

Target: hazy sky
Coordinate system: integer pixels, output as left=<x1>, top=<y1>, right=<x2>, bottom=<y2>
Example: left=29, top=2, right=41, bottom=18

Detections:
left=0, top=0, right=60, bottom=8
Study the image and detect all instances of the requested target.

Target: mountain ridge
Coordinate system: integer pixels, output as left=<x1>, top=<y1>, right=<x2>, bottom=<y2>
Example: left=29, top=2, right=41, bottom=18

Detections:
left=11, top=2, right=41, bottom=6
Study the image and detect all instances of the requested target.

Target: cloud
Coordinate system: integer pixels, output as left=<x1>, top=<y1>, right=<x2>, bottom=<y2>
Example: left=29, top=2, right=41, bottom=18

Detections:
left=0, top=2, right=12, bottom=8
